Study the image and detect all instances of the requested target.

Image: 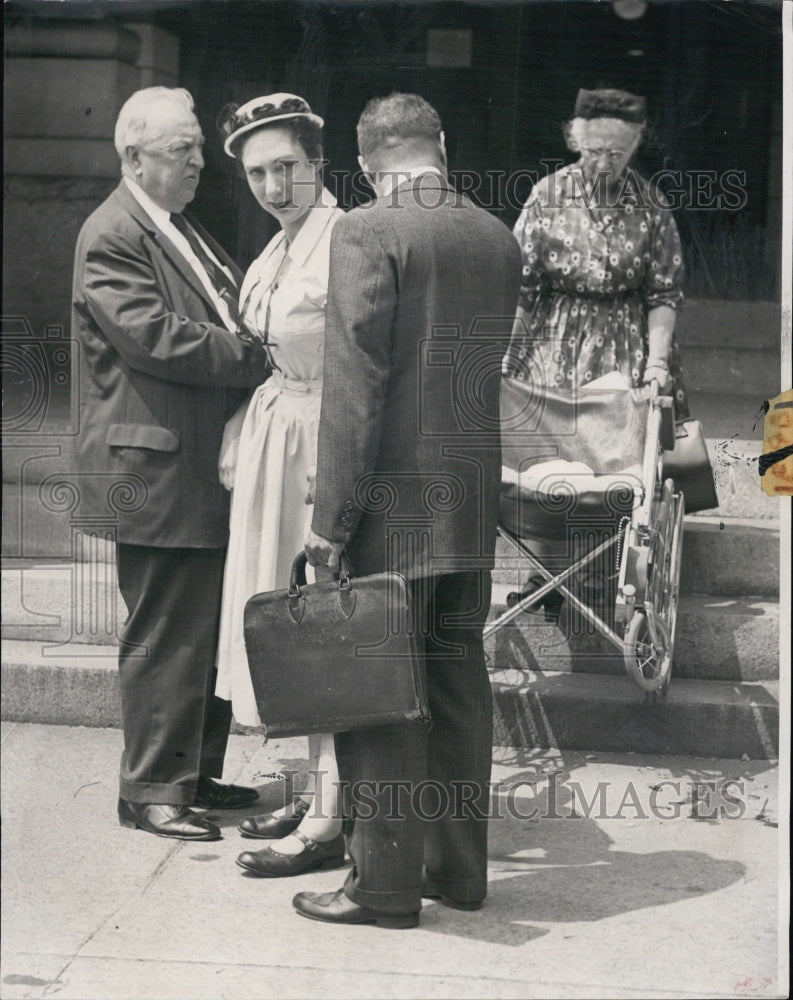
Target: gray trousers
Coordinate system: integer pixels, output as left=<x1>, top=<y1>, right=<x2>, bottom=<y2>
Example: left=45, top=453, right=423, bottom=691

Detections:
left=116, top=544, right=232, bottom=804
left=335, top=570, right=493, bottom=914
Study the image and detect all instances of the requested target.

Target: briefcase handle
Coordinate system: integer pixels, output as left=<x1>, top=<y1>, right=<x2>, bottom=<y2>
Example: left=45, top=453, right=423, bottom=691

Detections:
left=288, top=551, right=357, bottom=624
left=289, top=550, right=353, bottom=596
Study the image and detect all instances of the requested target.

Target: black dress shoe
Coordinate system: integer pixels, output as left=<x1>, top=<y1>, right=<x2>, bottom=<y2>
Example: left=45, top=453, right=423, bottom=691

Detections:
left=236, top=830, right=345, bottom=877
left=293, top=887, right=419, bottom=928
left=506, top=575, right=564, bottom=623
left=238, top=798, right=310, bottom=839
left=193, top=777, right=260, bottom=810
left=421, top=875, right=483, bottom=911
left=118, top=799, right=220, bottom=841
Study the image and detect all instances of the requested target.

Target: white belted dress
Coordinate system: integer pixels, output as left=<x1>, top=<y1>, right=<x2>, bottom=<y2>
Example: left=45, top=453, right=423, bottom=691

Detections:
left=216, top=192, right=343, bottom=726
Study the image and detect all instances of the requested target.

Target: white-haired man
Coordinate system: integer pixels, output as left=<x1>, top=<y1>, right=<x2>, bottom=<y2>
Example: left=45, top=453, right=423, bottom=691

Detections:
left=73, top=87, right=267, bottom=840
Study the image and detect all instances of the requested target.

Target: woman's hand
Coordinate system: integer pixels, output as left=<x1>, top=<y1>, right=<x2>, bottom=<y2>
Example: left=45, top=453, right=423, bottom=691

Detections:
left=305, top=468, right=317, bottom=505
left=642, top=360, right=672, bottom=393
left=218, top=400, right=249, bottom=490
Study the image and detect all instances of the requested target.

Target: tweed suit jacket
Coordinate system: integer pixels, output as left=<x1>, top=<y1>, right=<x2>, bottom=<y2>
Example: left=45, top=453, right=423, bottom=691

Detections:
left=312, top=175, right=522, bottom=578
left=72, top=181, right=267, bottom=548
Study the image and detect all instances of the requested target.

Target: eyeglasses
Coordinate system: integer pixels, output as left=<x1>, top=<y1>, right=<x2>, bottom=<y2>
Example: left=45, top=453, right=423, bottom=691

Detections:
left=142, top=138, right=205, bottom=162
left=581, top=146, right=630, bottom=162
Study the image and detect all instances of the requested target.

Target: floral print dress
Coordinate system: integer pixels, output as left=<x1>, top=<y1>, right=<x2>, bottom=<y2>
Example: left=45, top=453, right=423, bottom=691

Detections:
left=504, top=163, right=689, bottom=419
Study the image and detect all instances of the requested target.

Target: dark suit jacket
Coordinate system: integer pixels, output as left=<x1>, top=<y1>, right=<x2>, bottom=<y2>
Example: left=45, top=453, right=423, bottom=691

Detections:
left=72, top=181, right=266, bottom=548
left=312, top=175, right=522, bottom=578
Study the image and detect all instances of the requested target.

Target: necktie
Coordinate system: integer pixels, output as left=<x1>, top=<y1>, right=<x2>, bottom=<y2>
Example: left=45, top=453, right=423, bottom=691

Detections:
left=170, top=213, right=239, bottom=324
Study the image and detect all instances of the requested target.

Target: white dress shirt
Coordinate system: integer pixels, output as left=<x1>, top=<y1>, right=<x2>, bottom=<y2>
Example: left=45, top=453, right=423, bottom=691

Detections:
left=374, top=165, right=444, bottom=199
left=123, top=176, right=237, bottom=332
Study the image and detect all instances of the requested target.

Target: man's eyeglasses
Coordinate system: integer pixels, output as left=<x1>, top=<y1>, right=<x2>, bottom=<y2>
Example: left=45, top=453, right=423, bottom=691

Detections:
left=141, top=139, right=205, bottom=162
left=581, top=147, right=630, bottom=162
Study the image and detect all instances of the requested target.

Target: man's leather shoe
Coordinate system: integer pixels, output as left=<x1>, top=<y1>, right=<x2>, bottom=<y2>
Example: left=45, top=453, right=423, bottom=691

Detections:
left=421, top=875, right=483, bottom=911
left=238, top=798, right=310, bottom=839
left=506, top=574, right=564, bottom=624
left=193, top=776, right=260, bottom=810
left=293, top=887, right=419, bottom=928
left=118, top=799, right=220, bottom=841
left=236, top=830, right=345, bottom=877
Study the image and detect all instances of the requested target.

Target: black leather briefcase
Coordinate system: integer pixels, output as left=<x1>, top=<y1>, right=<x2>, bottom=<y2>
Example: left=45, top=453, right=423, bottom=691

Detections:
left=243, top=553, right=430, bottom=738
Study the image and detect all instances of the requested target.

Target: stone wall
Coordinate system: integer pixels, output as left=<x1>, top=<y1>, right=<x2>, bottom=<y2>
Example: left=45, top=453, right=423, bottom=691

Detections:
left=3, top=20, right=179, bottom=425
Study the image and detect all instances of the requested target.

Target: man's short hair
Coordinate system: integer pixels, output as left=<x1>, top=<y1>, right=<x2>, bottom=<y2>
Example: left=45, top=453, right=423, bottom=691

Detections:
left=356, top=93, right=443, bottom=165
left=114, top=87, right=196, bottom=158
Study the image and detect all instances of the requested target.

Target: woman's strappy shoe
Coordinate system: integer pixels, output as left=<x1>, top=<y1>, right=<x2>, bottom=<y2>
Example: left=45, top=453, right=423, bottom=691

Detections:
left=236, top=830, right=346, bottom=877
left=238, top=797, right=310, bottom=839
left=506, top=574, right=564, bottom=623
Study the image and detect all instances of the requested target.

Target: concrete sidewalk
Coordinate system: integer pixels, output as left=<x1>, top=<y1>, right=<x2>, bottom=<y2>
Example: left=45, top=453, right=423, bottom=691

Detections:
left=0, top=723, right=786, bottom=1000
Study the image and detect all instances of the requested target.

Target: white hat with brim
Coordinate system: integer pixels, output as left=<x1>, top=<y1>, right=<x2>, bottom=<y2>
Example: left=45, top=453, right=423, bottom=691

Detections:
left=222, top=93, right=324, bottom=158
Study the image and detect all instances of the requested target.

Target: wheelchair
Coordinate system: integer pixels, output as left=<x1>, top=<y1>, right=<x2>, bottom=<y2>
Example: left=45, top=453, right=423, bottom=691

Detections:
left=486, top=375, right=684, bottom=701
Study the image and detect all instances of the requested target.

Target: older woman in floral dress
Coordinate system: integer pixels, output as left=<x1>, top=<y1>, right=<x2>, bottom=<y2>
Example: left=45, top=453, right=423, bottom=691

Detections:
left=504, top=87, right=689, bottom=419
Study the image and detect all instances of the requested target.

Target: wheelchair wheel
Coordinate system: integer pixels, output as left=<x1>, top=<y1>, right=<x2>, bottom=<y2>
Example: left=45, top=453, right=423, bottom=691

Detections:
left=624, top=609, right=673, bottom=693
left=623, top=480, right=684, bottom=694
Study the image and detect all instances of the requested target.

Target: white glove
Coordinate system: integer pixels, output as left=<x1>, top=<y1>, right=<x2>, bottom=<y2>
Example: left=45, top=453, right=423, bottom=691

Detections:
left=218, top=401, right=249, bottom=491
left=305, top=468, right=317, bottom=505
left=642, top=360, right=672, bottom=393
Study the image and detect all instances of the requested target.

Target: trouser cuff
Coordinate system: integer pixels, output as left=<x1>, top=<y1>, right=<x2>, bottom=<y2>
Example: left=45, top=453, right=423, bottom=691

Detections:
left=425, top=871, right=487, bottom=903
left=118, top=780, right=196, bottom=805
left=343, top=872, right=421, bottom=914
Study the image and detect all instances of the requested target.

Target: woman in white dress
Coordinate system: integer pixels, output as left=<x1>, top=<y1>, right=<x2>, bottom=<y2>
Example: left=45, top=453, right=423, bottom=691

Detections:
left=215, top=94, right=346, bottom=877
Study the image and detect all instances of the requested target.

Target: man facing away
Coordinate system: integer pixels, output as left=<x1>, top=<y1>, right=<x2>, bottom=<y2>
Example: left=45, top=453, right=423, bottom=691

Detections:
left=72, top=87, right=268, bottom=840
left=302, top=93, right=522, bottom=926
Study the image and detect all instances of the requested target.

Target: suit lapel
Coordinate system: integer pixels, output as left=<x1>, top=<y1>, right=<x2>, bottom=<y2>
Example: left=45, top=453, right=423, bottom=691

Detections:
left=112, top=182, right=234, bottom=322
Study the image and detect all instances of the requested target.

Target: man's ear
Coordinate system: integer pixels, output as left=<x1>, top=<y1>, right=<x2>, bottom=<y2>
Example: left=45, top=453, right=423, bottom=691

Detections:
left=358, top=154, right=378, bottom=192
left=126, top=146, right=143, bottom=176
left=439, top=131, right=448, bottom=168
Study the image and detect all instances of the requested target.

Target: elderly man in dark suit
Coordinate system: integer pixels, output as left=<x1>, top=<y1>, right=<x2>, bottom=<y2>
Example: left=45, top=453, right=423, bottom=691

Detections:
left=300, top=93, right=522, bottom=926
left=72, top=87, right=267, bottom=840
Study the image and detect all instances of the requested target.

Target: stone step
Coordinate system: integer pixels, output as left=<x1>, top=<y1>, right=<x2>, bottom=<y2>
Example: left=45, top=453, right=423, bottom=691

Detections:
left=3, top=510, right=781, bottom=651
left=490, top=670, right=779, bottom=760
left=674, top=299, right=780, bottom=398
left=675, top=299, right=780, bottom=350
left=2, top=567, right=780, bottom=725
left=702, top=438, right=779, bottom=522
left=0, top=638, right=778, bottom=759
left=2, top=481, right=117, bottom=560
left=2, top=561, right=123, bottom=646
left=680, top=346, right=779, bottom=397
left=2, top=450, right=780, bottom=566
left=494, top=516, right=780, bottom=596
left=486, top=585, right=779, bottom=682
left=688, top=392, right=765, bottom=441
left=676, top=518, right=779, bottom=594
